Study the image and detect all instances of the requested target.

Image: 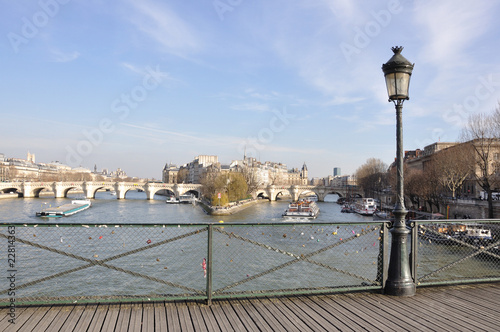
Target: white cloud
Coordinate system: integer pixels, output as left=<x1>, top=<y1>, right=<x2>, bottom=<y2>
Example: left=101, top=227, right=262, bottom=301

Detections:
left=126, top=0, right=201, bottom=55
left=414, top=0, right=493, bottom=66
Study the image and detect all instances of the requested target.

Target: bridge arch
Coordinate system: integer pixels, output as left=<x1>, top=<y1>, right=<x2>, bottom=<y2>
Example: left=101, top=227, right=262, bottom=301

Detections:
left=86, top=184, right=116, bottom=199
left=178, top=189, right=201, bottom=198
left=30, top=185, right=54, bottom=198
left=0, top=187, right=20, bottom=194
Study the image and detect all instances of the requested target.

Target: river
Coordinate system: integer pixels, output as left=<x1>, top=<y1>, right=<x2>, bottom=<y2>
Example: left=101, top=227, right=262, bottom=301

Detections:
left=0, top=191, right=372, bottom=224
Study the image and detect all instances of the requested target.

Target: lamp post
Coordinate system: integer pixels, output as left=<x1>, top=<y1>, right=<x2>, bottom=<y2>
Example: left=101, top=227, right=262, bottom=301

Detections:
left=382, top=46, right=415, bottom=296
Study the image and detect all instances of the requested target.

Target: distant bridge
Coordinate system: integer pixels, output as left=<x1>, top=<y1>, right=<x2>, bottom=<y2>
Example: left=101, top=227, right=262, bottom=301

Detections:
left=0, top=181, right=202, bottom=200
left=0, top=181, right=361, bottom=201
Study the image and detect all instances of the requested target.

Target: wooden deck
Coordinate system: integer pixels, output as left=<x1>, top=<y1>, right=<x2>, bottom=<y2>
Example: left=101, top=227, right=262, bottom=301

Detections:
left=2, top=283, right=499, bottom=331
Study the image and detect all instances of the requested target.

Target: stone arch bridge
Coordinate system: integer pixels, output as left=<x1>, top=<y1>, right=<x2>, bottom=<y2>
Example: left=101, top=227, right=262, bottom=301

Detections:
left=0, top=181, right=202, bottom=200
left=0, top=182, right=361, bottom=201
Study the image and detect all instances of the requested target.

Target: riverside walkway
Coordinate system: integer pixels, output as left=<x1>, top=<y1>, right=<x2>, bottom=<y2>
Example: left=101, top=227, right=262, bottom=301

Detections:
left=2, top=282, right=499, bottom=331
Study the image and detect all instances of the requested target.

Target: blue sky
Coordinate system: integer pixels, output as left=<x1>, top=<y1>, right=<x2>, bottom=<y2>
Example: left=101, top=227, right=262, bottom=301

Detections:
left=1, top=0, right=500, bottom=180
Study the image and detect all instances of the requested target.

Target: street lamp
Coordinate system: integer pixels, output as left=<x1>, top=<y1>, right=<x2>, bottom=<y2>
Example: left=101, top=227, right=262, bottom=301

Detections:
left=382, top=46, right=415, bottom=296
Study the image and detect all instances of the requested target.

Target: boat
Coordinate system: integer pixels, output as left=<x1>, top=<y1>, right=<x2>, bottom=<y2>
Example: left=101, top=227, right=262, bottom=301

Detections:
left=353, top=198, right=376, bottom=216
left=373, top=210, right=391, bottom=220
left=36, top=199, right=92, bottom=218
left=166, top=196, right=180, bottom=204
left=282, top=199, right=320, bottom=218
left=419, top=223, right=493, bottom=246
left=458, top=224, right=493, bottom=245
left=341, top=204, right=353, bottom=213
left=179, top=194, right=196, bottom=204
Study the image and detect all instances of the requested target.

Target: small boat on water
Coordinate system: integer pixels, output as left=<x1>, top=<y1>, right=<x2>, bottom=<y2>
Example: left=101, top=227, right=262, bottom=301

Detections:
left=353, top=198, right=376, bottom=216
left=341, top=204, right=353, bottom=213
left=166, top=196, right=180, bottom=204
left=419, top=223, right=494, bottom=245
left=179, top=194, right=196, bottom=204
left=36, top=199, right=92, bottom=218
left=282, top=200, right=320, bottom=219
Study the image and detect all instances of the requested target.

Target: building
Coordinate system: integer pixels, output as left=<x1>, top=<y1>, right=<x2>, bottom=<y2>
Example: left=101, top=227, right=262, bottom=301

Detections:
left=333, top=167, right=341, bottom=177
left=0, top=152, right=124, bottom=182
left=162, top=163, right=179, bottom=183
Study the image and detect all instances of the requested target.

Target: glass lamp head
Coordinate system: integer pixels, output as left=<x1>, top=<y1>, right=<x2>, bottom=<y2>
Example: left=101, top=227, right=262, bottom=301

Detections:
left=382, top=46, right=414, bottom=101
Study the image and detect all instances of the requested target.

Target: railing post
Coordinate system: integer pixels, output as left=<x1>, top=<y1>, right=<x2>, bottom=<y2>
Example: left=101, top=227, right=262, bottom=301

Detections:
left=206, top=224, right=213, bottom=305
left=410, top=221, right=417, bottom=284
left=382, top=222, right=389, bottom=290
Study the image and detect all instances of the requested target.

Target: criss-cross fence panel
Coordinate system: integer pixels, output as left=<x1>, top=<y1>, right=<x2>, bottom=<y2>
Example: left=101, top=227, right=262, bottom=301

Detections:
left=0, top=222, right=385, bottom=306
left=0, top=223, right=208, bottom=306
left=209, top=222, right=385, bottom=299
left=415, top=219, right=500, bottom=286
left=4, top=219, right=497, bottom=306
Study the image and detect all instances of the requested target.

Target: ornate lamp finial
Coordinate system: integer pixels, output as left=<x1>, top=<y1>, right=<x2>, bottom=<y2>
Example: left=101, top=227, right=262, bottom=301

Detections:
left=391, top=46, right=404, bottom=54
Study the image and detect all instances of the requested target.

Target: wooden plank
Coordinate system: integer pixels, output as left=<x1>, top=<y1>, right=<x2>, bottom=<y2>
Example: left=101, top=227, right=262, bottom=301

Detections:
left=292, top=296, right=345, bottom=331
left=128, top=304, right=143, bottom=332
left=45, top=305, right=76, bottom=331
left=236, top=298, right=273, bottom=332
left=175, top=301, right=195, bottom=332
left=165, top=302, right=181, bottom=332
left=17, top=305, right=51, bottom=332
left=58, top=304, right=86, bottom=331
left=87, top=304, right=109, bottom=332
left=142, top=303, right=155, bottom=332
left=114, top=303, right=132, bottom=332
left=262, top=297, right=315, bottom=332
left=198, top=305, right=221, bottom=332
left=295, top=295, right=352, bottom=331
left=456, top=286, right=500, bottom=305
left=409, top=293, right=490, bottom=332
left=205, top=302, right=234, bottom=332
left=154, top=303, right=168, bottom=332
left=100, top=304, right=120, bottom=332
left=381, top=294, right=466, bottom=332
left=188, top=304, right=210, bottom=331
left=0, top=307, right=28, bottom=331
left=2, top=306, right=42, bottom=332
left=425, top=288, right=499, bottom=319
left=72, top=304, right=98, bottom=332
left=422, top=291, right=499, bottom=331
left=227, top=299, right=263, bottom=331
left=364, top=293, right=447, bottom=332
left=324, top=293, right=398, bottom=331
left=412, top=291, right=494, bottom=331
left=216, top=300, right=247, bottom=332
left=279, top=297, right=329, bottom=332
left=354, top=294, right=433, bottom=332
left=252, top=298, right=295, bottom=332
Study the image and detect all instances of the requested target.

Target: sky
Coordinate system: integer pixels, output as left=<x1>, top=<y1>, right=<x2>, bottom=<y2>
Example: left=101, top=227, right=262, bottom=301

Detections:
left=1, top=0, right=500, bottom=180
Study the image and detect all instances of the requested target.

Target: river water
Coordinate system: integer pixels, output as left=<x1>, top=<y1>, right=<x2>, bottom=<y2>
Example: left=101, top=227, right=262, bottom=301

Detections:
left=0, top=191, right=370, bottom=224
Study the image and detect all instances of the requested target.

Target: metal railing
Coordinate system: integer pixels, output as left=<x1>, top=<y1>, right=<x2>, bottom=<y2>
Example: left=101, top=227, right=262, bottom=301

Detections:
left=412, top=219, right=500, bottom=287
left=0, top=219, right=499, bottom=306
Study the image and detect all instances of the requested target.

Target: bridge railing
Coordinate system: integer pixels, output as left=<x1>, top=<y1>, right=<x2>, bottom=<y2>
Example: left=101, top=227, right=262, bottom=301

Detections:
left=0, top=219, right=499, bottom=306
left=0, top=221, right=386, bottom=306
left=412, top=219, right=500, bottom=287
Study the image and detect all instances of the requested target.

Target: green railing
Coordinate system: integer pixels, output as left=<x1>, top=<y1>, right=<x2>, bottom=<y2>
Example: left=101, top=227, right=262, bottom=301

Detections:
left=413, top=219, right=500, bottom=287
left=1, top=219, right=499, bottom=306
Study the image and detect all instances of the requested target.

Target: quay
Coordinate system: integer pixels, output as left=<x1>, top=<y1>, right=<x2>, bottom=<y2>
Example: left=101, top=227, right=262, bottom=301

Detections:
left=2, top=282, right=498, bottom=331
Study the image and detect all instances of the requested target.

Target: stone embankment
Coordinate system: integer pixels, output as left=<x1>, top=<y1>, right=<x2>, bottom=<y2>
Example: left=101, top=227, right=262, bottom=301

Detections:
left=198, top=198, right=267, bottom=215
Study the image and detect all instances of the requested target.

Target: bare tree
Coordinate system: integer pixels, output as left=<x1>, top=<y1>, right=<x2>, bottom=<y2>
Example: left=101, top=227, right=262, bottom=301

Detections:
left=355, top=158, right=388, bottom=197
left=461, top=112, right=500, bottom=218
left=431, top=143, right=474, bottom=199
left=241, top=167, right=259, bottom=194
